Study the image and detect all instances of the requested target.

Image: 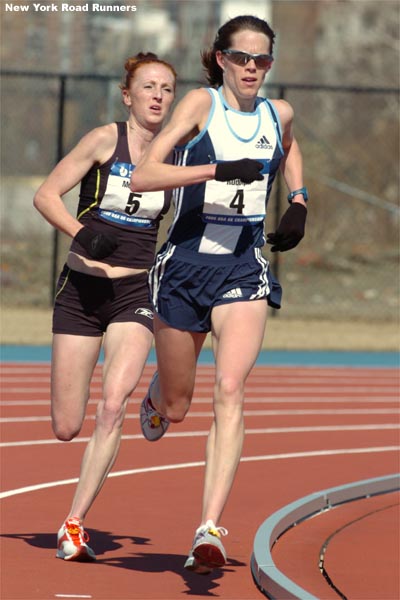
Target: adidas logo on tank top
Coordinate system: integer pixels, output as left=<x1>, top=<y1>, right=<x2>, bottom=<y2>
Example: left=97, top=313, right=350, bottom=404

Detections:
left=255, top=135, right=272, bottom=150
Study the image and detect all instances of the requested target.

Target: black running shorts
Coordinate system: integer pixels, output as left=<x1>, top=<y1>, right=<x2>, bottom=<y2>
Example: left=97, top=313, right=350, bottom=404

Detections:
left=52, top=265, right=153, bottom=336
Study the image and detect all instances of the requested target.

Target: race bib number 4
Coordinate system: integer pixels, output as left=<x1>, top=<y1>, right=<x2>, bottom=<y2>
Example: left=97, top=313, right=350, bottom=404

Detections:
left=202, top=177, right=268, bottom=226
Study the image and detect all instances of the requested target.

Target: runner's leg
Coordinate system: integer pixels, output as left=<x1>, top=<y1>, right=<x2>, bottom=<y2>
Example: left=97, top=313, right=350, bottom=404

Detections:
left=150, top=314, right=207, bottom=423
left=51, top=333, right=102, bottom=441
left=201, top=299, right=268, bottom=525
left=67, top=321, right=152, bottom=520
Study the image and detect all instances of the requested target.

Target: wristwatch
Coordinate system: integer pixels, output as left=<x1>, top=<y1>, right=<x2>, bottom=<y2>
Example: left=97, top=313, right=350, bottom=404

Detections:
left=287, top=187, right=308, bottom=204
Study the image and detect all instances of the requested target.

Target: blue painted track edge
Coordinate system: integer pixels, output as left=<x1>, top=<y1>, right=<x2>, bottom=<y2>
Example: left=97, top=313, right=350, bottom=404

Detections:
left=0, top=345, right=398, bottom=367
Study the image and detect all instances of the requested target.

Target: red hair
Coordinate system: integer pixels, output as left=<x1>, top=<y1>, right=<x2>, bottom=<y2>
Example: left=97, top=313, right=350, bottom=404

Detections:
left=120, top=52, right=177, bottom=90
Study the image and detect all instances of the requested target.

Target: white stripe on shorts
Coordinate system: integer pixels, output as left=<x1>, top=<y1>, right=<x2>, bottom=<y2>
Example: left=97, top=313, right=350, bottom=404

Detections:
left=250, top=248, right=270, bottom=300
left=150, top=242, right=176, bottom=311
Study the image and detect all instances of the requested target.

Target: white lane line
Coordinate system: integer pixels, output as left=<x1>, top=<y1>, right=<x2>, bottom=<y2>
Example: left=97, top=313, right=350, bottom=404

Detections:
left=1, top=408, right=399, bottom=424
left=55, top=596, right=92, bottom=599
left=2, top=375, right=398, bottom=385
left=1, top=423, right=399, bottom=448
left=1, top=446, right=399, bottom=500
left=2, top=396, right=399, bottom=406
left=2, top=385, right=399, bottom=394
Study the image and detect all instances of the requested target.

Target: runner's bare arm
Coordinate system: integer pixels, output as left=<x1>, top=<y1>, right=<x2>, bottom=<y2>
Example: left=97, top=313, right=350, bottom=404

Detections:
left=33, top=125, right=117, bottom=237
left=131, top=89, right=217, bottom=192
left=272, top=99, right=306, bottom=206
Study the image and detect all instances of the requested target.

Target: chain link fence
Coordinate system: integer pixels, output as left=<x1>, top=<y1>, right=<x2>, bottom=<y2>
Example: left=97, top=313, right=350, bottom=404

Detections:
left=1, top=72, right=399, bottom=322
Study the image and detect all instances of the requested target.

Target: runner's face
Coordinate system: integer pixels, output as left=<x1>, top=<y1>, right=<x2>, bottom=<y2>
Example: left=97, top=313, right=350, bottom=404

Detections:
left=123, top=63, right=175, bottom=130
left=217, top=30, right=272, bottom=106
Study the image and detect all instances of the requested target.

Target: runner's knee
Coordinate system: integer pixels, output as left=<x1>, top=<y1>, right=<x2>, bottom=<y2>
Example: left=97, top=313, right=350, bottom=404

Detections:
left=215, top=375, right=244, bottom=402
left=52, top=418, right=82, bottom=442
left=163, top=393, right=191, bottom=423
left=96, top=399, right=126, bottom=432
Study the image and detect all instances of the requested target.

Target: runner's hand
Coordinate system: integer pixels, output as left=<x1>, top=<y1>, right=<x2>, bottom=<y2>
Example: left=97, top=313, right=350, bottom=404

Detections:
left=215, top=159, right=264, bottom=184
left=74, top=226, right=118, bottom=259
left=266, top=203, right=307, bottom=252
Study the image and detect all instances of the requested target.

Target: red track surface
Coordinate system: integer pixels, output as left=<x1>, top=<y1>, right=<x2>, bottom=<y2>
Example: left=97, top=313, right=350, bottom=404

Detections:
left=1, top=363, right=399, bottom=599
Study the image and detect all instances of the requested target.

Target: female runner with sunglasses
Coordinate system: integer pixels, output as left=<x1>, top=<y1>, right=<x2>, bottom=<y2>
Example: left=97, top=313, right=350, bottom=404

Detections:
left=34, top=53, right=176, bottom=562
left=131, top=15, right=308, bottom=573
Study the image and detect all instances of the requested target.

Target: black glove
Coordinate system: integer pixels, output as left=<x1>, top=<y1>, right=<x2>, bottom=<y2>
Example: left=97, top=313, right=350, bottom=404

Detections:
left=266, top=203, right=307, bottom=252
left=215, top=158, right=264, bottom=184
left=74, top=226, right=118, bottom=260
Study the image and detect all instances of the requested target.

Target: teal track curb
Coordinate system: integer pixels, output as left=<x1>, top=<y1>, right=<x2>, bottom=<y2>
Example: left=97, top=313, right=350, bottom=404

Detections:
left=251, top=474, right=400, bottom=599
left=1, top=345, right=399, bottom=367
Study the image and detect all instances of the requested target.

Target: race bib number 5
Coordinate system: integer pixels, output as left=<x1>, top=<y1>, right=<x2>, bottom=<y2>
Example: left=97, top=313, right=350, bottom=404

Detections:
left=100, top=161, right=164, bottom=224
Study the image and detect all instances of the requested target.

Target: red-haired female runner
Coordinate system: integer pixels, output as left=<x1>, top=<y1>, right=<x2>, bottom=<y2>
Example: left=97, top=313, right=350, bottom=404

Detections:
left=34, top=53, right=176, bottom=561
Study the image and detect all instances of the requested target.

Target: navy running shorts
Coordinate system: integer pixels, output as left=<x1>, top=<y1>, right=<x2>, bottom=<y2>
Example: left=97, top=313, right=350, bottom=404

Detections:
left=149, top=244, right=282, bottom=333
left=52, top=265, right=154, bottom=336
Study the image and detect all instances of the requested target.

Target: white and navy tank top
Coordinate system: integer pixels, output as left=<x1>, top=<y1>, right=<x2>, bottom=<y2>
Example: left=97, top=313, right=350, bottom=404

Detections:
left=69, top=121, right=170, bottom=269
left=169, top=87, right=284, bottom=255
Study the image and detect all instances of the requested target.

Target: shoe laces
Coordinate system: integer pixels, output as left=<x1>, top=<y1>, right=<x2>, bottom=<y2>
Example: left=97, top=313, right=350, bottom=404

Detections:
left=146, top=396, right=167, bottom=428
left=149, top=413, right=162, bottom=428
left=197, top=519, right=228, bottom=539
left=65, top=517, right=90, bottom=544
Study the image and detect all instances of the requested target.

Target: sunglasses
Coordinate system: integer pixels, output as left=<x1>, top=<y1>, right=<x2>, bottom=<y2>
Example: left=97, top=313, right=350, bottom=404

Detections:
left=222, top=49, right=274, bottom=69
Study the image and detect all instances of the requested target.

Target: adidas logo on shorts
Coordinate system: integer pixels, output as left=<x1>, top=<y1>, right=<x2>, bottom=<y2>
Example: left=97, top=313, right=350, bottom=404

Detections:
left=222, top=288, right=243, bottom=299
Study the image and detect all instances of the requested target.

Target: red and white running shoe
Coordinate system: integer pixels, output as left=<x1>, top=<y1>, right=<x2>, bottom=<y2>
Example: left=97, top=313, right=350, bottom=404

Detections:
left=184, top=520, right=228, bottom=572
left=140, top=372, right=170, bottom=442
left=56, top=517, right=96, bottom=561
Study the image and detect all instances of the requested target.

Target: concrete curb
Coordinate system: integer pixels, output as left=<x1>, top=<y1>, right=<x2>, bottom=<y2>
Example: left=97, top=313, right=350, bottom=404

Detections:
left=251, top=473, right=400, bottom=599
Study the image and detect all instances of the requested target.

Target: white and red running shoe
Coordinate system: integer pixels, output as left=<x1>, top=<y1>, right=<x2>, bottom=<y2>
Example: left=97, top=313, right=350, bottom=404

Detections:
left=56, top=517, right=96, bottom=561
left=184, top=520, right=228, bottom=572
left=140, top=372, right=170, bottom=442
left=184, top=550, right=213, bottom=575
